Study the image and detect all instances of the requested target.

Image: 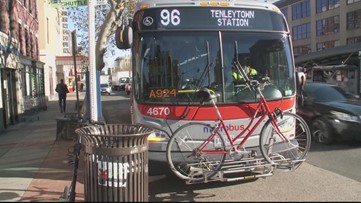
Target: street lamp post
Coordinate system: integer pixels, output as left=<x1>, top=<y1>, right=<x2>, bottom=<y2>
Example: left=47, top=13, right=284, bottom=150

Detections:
left=71, top=30, right=81, bottom=117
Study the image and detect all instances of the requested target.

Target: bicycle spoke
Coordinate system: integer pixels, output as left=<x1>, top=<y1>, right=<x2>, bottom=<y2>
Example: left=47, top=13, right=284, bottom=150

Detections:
left=260, top=112, right=311, bottom=168
left=167, top=123, right=226, bottom=181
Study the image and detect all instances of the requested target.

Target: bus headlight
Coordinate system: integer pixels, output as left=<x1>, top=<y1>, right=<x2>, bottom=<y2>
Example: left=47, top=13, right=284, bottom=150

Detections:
left=148, top=129, right=169, bottom=143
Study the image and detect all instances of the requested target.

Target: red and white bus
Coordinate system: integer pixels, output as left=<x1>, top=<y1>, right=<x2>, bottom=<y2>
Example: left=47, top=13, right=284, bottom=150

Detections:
left=117, top=0, right=299, bottom=170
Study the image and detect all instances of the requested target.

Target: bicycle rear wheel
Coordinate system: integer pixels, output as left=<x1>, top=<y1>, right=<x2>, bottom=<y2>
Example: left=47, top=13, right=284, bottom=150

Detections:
left=259, top=112, right=311, bottom=169
left=166, top=123, right=226, bottom=182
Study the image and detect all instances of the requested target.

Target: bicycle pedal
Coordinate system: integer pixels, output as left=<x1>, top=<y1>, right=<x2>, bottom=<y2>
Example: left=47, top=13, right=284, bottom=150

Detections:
left=250, top=150, right=257, bottom=157
left=236, top=150, right=257, bottom=158
left=229, top=154, right=243, bottom=161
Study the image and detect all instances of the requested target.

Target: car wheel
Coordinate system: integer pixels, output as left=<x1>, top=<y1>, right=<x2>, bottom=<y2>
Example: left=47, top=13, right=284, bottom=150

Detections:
left=311, top=117, right=334, bottom=144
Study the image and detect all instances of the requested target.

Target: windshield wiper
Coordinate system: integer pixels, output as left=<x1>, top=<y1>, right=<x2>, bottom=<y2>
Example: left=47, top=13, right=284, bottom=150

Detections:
left=179, top=41, right=212, bottom=119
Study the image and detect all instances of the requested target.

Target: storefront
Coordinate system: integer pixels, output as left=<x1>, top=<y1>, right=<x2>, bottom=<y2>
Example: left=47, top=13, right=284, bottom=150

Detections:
left=0, top=56, right=45, bottom=131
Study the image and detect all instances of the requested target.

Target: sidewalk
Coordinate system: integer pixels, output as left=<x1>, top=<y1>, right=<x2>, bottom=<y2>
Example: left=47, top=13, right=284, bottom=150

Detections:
left=2, top=92, right=361, bottom=201
left=0, top=92, right=86, bottom=202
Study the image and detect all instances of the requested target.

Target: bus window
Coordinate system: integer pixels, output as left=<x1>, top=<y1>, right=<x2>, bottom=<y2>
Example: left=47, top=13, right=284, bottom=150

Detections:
left=136, top=32, right=220, bottom=104
left=222, top=33, right=294, bottom=101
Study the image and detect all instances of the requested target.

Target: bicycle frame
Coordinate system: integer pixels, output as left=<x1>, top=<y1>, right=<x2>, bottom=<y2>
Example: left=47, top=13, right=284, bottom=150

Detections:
left=197, top=83, right=288, bottom=156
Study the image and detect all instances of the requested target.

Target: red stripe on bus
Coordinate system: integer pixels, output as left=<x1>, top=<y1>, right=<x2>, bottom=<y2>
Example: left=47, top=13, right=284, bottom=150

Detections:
left=136, top=97, right=295, bottom=120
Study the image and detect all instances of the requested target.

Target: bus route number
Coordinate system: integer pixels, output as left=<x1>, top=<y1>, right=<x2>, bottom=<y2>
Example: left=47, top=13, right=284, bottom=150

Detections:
left=161, top=9, right=180, bottom=26
left=147, top=107, right=170, bottom=116
left=149, top=88, right=177, bottom=98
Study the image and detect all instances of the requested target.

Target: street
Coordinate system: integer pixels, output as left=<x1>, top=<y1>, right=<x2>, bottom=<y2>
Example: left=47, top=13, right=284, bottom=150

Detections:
left=307, top=141, right=361, bottom=182
left=104, top=91, right=361, bottom=201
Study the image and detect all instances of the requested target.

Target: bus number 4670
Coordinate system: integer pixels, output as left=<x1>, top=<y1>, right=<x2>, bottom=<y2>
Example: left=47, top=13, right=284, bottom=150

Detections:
left=147, top=107, right=171, bottom=116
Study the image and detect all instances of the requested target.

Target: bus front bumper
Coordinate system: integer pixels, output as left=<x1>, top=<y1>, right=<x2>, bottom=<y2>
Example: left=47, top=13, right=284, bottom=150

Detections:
left=148, top=141, right=169, bottom=162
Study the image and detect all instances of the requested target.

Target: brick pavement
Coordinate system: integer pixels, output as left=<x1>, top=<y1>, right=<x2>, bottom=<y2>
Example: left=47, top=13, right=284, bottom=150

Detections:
left=0, top=92, right=86, bottom=202
left=20, top=139, right=85, bottom=202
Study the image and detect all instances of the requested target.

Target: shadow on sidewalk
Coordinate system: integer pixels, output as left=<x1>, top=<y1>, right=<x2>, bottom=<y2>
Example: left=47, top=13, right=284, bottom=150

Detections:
left=20, top=139, right=85, bottom=202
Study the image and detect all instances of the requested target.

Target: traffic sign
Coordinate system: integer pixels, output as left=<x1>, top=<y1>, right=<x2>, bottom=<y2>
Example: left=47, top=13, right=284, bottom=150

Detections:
left=50, top=0, right=88, bottom=8
left=96, top=0, right=108, bottom=6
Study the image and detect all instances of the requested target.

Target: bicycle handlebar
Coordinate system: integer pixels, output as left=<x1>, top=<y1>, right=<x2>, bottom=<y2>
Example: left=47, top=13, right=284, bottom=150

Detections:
left=197, top=76, right=271, bottom=104
left=249, top=76, right=271, bottom=90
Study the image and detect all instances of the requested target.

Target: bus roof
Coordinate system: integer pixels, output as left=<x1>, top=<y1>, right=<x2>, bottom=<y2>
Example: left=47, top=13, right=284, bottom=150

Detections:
left=135, top=0, right=281, bottom=13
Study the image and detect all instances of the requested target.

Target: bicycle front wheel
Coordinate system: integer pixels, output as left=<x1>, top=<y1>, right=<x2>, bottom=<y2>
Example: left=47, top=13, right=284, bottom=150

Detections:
left=166, top=123, right=226, bottom=182
left=259, top=112, right=311, bottom=169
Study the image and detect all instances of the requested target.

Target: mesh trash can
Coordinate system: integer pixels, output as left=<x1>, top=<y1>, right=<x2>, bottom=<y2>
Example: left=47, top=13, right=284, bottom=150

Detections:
left=75, top=124, right=154, bottom=202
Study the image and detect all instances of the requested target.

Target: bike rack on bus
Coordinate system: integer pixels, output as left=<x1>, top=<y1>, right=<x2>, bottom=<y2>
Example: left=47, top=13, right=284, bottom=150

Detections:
left=185, top=155, right=305, bottom=185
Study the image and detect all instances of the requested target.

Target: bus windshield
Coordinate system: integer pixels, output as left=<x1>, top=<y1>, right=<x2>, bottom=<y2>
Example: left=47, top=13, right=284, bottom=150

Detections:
left=134, top=31, right=294, bottom=104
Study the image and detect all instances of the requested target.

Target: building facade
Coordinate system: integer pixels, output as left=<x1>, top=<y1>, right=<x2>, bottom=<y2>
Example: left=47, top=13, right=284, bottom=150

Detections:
left=38, top=1, right=75, bottom=102
left=0, top=0, right=88, bottom=133
left=276, top=0, right=361, bottom=58
left=275, top=0, right=361, bottom=94
left=0, top=0, right=44, bottom=132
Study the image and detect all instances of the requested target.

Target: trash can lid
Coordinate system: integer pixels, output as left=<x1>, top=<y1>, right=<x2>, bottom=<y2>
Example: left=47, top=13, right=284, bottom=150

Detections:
left=75, top=124, right=154, bottom=137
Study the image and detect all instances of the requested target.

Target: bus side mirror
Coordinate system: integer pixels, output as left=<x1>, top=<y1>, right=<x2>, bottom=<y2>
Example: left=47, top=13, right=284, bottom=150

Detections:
left=297, top=94, right=305, bottom=107
left=296, top=71, right=306, bottom=107
left=296, top=72, right=306, bottom=88
left=115, top=26, right=133, bottom=49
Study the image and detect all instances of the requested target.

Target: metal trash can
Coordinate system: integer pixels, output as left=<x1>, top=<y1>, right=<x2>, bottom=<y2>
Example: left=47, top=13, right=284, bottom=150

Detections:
left=75, top=124, right=154, bottom=202
left=75, top=101, right=83, bottom=110
left=56, top=113, right=79, bottom=140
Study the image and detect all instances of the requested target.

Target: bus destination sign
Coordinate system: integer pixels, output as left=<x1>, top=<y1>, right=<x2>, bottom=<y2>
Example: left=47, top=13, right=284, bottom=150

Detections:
left=135, top=7, right=286, bottom=31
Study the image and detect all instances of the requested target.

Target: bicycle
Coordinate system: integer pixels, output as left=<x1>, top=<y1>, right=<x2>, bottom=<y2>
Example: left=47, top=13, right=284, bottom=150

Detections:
left=166, top=56, right=311, bottom=183
left=59, top=118, right=106, bottom=202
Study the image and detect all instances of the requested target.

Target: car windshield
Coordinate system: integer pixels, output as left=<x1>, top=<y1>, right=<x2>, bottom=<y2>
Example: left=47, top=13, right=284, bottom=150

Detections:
left=120, top=78, right=129, bottom=83
left=306, top=85, right=348, bottom=102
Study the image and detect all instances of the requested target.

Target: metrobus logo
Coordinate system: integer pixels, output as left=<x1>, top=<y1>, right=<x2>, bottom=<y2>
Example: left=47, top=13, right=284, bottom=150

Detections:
left=203, top=124, right=245, bottom=133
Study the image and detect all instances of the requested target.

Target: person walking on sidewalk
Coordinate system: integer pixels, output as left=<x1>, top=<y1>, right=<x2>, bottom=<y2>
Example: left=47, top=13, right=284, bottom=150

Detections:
left=56, top=79, right=69, bottom=113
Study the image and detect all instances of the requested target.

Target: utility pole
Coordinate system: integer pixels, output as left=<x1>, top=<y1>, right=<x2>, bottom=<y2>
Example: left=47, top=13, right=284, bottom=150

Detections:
left=71, top=30, right=80, bottom=118
left=88, top=0, right=98, bottom=121
left=359, top=51, right=361, bottom=95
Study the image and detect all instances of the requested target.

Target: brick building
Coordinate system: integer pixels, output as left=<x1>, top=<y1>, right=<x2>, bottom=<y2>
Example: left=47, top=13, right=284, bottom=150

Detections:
left=0, top=0, right=44, bottom=132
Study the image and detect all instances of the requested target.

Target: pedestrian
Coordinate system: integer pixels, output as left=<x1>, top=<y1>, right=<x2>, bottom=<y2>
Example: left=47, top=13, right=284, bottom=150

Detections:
left=55, top=79, right=69, bottom=113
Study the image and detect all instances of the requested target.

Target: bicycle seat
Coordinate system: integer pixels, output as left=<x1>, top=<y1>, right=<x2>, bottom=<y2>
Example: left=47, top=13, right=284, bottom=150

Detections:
left=196, top=88, right=215, bottom=103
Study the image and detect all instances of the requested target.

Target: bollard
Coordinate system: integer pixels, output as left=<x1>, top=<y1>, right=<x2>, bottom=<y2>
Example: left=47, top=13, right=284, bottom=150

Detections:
left=56, top=113, right=79, bottom=140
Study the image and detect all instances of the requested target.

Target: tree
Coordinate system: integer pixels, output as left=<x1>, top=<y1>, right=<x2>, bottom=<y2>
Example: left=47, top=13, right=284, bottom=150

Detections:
left=67, top=0, right=136, bottom=71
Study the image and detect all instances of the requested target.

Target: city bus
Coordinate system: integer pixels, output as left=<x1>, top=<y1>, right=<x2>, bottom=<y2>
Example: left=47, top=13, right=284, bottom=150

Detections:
left=116, top=0, right=301, bottom=177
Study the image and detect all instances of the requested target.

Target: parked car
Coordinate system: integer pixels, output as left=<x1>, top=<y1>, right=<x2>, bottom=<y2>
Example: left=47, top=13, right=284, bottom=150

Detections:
left=125, top=78, right=132, bottom=95
left=297, top=82, right=361, bottom=144
left=100, top=83, right=112, bottom=95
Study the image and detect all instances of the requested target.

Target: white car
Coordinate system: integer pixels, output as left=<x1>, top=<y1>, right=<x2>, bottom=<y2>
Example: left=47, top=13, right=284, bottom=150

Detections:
left=100, top=84, right=112, bottom=95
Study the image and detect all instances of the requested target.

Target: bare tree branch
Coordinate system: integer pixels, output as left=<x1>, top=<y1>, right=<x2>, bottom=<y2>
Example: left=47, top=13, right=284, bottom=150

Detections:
left=68, top=0, right=136, bottom=71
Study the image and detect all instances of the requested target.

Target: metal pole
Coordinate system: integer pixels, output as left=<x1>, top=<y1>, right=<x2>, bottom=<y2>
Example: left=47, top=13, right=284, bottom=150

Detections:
left=359, top=51, right=361, bottom=95
left=71, top=30, right=80, bottom=118
left=88, top=0, right=98, bottom=121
